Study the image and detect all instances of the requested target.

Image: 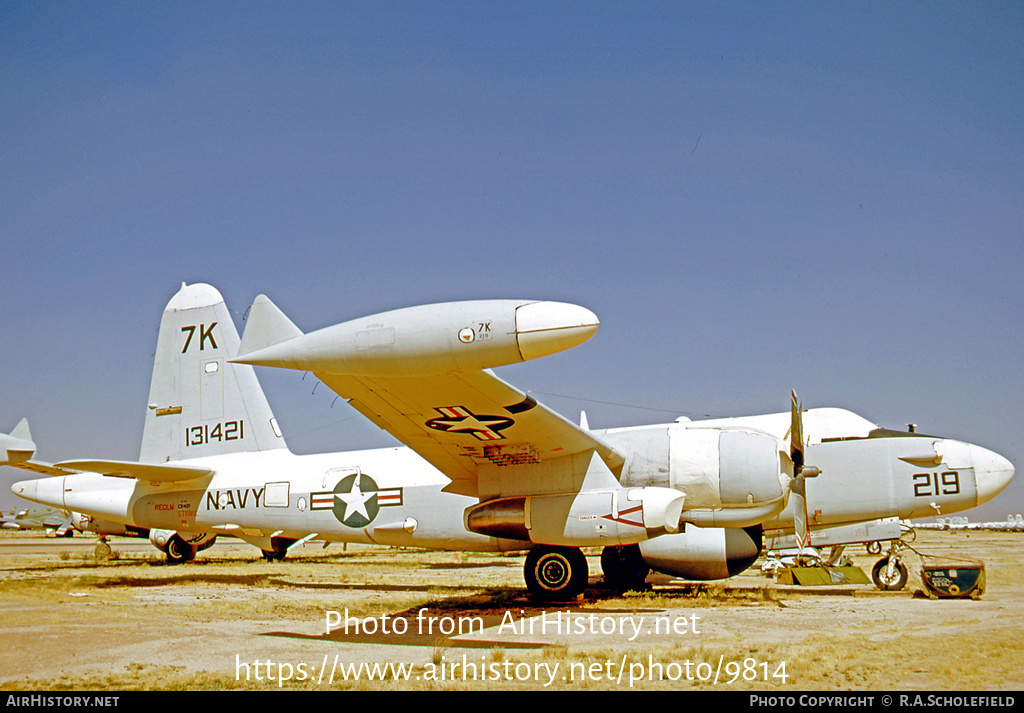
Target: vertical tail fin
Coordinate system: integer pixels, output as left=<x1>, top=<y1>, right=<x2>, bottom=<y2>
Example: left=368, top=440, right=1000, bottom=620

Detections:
left=140, top=283, right=288, bottom=463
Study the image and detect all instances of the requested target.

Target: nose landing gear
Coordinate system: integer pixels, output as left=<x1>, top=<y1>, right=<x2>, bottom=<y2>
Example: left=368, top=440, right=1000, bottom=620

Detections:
left=871, top=548, right=910, bottom=591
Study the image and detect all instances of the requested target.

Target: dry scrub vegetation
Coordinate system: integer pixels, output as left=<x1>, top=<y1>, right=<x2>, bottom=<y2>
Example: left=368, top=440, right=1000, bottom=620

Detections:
left=0, top=530, right=1021, bottom=691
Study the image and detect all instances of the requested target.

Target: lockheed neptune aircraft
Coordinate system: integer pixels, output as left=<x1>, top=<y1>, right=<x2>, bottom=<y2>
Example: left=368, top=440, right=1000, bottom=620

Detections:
left=5, top=284, right=1014, bottom=600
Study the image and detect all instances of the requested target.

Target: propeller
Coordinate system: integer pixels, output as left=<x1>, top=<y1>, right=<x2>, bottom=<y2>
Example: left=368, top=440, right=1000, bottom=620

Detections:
left=789, top=391, right=821, bottom=557
left=55, top=512, right=74, bottom=537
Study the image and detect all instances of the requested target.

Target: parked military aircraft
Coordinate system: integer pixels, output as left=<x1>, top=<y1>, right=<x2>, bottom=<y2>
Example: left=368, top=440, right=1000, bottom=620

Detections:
left=0, top=504, right=151, bottom=558
left=6, top=283, right=1015, bottom=600
left=1, top=506, right=73, bottom=535
left=918, top=514, right=1024, bottom=532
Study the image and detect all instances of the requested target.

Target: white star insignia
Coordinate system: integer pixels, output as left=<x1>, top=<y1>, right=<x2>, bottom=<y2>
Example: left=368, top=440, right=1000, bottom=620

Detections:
left=335, top=479, right=374, bottom=521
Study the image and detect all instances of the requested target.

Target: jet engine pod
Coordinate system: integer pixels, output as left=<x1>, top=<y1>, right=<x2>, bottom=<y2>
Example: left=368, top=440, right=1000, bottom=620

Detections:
left=466, top=486, right=685, bottom=547
left=638, top=525, right=763, bottom=580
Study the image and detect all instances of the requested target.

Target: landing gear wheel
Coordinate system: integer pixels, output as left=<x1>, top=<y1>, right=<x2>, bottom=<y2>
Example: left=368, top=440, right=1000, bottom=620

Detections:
left=600, top=545, right=650, bottom=590
left=525, top=546, right=588, bottom=602
left=871, top=556, right=909, bottom=591
left=262, top=546, right=288, bottom=561
left=94, top=541, right=112, bottom=559
left=165, top=534, right=195, bottom=564
left=261, top=536, right=293, bottom=561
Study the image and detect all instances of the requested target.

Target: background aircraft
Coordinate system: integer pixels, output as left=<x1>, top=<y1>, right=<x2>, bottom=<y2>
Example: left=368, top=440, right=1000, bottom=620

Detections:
left=917, top=514, right=1024, bottom=532
left=6, top=284, right=1014, bottom=600
left=1, top=507, right=72, bottom=536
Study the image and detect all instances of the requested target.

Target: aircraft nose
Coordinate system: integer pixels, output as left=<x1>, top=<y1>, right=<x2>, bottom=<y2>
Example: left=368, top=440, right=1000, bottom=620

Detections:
left=972, top=445, right=1014, bottom=506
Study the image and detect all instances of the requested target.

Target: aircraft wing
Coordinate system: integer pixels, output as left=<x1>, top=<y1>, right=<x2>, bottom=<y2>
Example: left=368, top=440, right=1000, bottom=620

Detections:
left=316, top=369, right=624, bottom=497
left=235, top=295, right=625, bottom=499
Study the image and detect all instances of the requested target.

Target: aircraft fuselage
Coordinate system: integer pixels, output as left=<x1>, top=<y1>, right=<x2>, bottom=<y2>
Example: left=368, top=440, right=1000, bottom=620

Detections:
left=14, top=447, right=520, bottom=552
left=14, top=408, right=1012, bottom=552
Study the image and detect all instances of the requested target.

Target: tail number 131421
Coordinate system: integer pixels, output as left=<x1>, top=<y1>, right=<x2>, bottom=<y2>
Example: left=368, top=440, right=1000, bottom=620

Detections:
left=186, top=420, right=244, bottom=447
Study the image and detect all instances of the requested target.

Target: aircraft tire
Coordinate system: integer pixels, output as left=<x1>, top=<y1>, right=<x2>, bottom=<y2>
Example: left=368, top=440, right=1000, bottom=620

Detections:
left=262, top=536, right=294, bottom=561
left=524, top=545, right=588, bottom=602
left=600, top=544, right=650, bottom=590
left=165, top=534, right=194, bottom=564
left=871, top=556, right=909, bottom=591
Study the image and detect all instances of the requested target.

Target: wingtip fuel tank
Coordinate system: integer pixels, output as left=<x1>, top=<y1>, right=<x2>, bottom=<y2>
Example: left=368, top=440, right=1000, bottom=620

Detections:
left=513, top=301, right=599, bottom=361
left=233, top=299, right=599, bottom=376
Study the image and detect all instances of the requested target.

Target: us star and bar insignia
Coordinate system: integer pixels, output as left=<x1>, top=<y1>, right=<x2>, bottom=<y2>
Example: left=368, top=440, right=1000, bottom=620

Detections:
left=425, top=406, right=515, bottom=441
left=310, top=473, right=402, bottom=528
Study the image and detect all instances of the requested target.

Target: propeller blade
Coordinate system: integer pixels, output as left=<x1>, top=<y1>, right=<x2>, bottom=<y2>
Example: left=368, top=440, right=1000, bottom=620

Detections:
left=55, top=513, right=74, bottom=537
left=791, top=484, right=811, bottom=553
left=789, top=391, right=820, bottom=555
left=790, top=390, right=804, bottom=470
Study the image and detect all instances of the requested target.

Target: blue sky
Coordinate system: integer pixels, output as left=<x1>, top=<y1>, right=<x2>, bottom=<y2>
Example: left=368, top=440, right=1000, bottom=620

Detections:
left=1, top=2, right=1022, bottom=518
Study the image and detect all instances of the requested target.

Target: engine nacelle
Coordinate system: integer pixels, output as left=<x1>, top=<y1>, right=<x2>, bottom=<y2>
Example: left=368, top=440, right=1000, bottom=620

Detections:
left=638, top=525, right=763, bottom=580
left=669, top=426, right=786, bottom=526
left=466, top=486, right=685, bottom=547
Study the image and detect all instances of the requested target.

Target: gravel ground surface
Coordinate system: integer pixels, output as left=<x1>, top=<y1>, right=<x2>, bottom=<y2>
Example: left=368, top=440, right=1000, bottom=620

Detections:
left=0, top=528, right=1020, bottom=690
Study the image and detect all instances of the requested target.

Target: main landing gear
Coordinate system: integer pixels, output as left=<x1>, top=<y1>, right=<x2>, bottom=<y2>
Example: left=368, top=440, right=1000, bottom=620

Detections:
left=524, top=545, right=589, bottom=602
left=600, top=544, right=651, bottom=591
left=523, top=544, right=655, bottom=601
left=261, top=536, right=294, bottom=561
left=165, top=533, right=197, bottom=564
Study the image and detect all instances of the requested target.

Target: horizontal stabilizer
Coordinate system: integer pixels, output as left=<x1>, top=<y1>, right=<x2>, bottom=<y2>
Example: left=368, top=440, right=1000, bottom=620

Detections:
left=55, top=459, right=213, bottom=482
left=237, top=294, right=304, bottom=358
left=0, top=418, right=36, bottom=465
left=4, top=461, right=77, bottom=477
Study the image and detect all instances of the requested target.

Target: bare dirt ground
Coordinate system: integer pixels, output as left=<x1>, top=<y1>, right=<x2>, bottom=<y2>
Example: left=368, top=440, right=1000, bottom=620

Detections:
left=0, top=528, right=1021, bottom=691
